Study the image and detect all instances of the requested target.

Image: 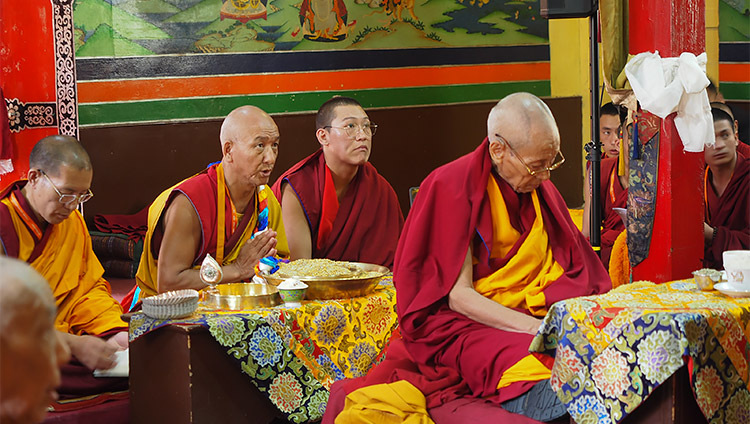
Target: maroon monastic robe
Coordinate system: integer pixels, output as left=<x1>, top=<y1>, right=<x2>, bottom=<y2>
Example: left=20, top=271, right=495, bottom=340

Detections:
left=323, top=139, right=610, bottom=422
left=599, top=157, right=627, bottom=267
left=704, top=152, right=750, bottom=269
left=272, top=149, right=404, bottom=268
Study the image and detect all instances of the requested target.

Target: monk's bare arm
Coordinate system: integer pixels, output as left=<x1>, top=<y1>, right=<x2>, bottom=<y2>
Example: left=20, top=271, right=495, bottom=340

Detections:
left=448, top=247, right=543, bottom=335
left=582, top=166, right=591, bottom=238
left=157, top=194, right=277, bottom=292
left=281, top=184, right=312, bottom=260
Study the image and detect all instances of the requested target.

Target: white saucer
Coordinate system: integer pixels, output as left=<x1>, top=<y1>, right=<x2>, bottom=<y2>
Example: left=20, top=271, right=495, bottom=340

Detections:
left=714, top=282, right=750, bottom=298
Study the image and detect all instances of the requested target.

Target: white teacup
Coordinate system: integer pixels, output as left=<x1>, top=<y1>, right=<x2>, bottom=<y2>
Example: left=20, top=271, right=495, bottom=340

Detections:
left=723, top=250, right=750, bottom=290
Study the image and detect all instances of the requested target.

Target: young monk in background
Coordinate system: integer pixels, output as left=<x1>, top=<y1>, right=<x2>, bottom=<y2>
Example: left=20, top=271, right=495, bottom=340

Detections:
left=583, top=106, right=629, bottom=268
left=272, top=96, right=403, bottom=268
left=703, top=107, right=749, bottom=269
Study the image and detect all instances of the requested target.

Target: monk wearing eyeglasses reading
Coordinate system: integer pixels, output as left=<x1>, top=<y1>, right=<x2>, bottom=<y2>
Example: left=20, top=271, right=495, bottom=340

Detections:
left=0, top=135, right=128, bottom=399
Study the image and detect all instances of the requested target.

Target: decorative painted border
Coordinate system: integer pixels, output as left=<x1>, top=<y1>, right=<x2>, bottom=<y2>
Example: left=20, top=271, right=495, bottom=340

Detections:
left=75, top=45, right=550, bottom=81
left=51, top=0, right=79, bottom=138
left=4, top=99, right=58, bottom=133
left=719, top=42, right=749, bottom=101
left=78, top=80, right=551, bottom=127
left=719, top=42, right=750, bottom=62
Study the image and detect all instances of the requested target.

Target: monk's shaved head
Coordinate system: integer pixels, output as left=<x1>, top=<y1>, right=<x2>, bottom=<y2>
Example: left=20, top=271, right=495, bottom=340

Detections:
left=220, top=105, right=277, bottom=149
left=0, top=257, right=68, bottom=424
left=29, top=135, right=91, bottom=177
left=711, top=101, right=735, bottom=122
left=218, top=105, right=280, bottom=188
left=488, top=92, right=560, bottom=150
left=487, top=93, right=561, bottom=193
left=0, top=258, right=56, bottom=333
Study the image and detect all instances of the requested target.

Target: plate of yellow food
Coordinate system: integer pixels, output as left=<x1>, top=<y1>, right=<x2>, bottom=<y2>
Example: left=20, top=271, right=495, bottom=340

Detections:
left=262, top=258, right=389, bottom=300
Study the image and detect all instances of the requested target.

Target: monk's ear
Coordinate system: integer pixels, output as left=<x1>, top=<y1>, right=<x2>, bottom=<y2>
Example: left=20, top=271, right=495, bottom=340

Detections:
left=489, top=139, right=505, bottom=163
left=316, top=128, right=328, bottom=146
left=222, top=140, right=233, bottom=160
left=26, top=168, right=42, bottom=185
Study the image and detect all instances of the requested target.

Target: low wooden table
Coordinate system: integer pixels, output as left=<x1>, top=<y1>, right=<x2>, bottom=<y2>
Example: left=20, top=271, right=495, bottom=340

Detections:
left=130, top=324, right=285, bottom=424
left=128, top=278, right=398, bottom=424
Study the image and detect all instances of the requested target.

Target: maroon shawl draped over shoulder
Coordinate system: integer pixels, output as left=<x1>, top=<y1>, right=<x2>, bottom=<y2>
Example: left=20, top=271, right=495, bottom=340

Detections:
left=322, top=140, right=610, bottom=423
left=395, top=139, right=610, bottom=400
left=705, top=152, right=750, bottom=268
left=599, top=158, right=627, bottom=267
left=272, top=149, right=404, bottom=268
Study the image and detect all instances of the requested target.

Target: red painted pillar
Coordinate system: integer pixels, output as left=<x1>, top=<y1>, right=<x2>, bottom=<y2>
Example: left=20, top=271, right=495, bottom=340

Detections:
left=629, top=0, right=706, bottom=282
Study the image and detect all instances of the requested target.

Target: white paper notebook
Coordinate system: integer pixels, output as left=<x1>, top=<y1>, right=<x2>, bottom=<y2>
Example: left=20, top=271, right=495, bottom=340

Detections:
left=93, top=348, right=129, bottom=378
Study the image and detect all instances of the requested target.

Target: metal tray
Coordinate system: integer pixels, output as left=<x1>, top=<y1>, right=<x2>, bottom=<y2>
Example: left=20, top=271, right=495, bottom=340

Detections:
left=262, top=262, right=388, bottom=300
left=205, top=283, right=282, bottom=310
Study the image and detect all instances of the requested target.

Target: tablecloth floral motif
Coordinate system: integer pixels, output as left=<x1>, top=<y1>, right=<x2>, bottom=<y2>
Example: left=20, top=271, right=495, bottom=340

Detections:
left=129, top=277, right=398, bottom=423
left=530, top=280, right=750, bottom=424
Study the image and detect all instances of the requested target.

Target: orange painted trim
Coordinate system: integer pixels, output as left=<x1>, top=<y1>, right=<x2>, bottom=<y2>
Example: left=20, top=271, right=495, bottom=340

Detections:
left=719, top=63, right=750, bottom=82
left=78, top=63, right=550, bottom=103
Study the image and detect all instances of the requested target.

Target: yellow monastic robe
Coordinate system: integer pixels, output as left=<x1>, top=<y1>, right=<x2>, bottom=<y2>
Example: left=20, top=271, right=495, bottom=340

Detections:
left=136, top=165, right=288, bottom=300
left=336, top=381, right=435, bottom=424
left=472, top=176, right=559, bottom=388
left=1, top=193, right=126, bottom=335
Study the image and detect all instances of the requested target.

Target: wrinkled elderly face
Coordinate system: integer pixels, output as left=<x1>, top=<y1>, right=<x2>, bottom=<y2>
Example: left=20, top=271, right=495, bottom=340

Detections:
left=26, top=166, right=92, bottom=225
left=226, top=115, right=280, bottom=187
left=318, top=104, right=372, bottom=167
left=600, top=114, right=621, bottom=158
left=706, top=119, right=738, bottom=168
left=0, top=304, right=69, bottom=424
left=488, top=111, right=561, bottom=193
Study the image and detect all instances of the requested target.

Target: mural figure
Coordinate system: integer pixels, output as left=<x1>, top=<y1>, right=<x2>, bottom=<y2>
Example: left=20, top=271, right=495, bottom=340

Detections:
left=221, top=0, right=268, bottom=22
left=382, top=0, right=417, bottom=21
left=299, top=0, right=349, bottom=41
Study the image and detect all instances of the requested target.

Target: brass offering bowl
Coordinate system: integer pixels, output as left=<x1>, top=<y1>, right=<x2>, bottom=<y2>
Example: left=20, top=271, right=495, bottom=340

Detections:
left=692, top=269, right=721, bottom=291
left=205, top=282, right=282, bottom=310
left=263, top=262, right=388, bottom=300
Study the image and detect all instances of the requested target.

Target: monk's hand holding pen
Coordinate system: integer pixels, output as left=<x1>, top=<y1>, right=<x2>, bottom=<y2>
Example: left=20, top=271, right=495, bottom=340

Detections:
left=232, top=230, right=278, bottom=278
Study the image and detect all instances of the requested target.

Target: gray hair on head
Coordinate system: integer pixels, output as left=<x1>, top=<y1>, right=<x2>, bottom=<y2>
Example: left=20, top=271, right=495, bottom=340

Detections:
left=29, top=135, right=92, bottom=177
left=0, top=257, right=56, bottom=340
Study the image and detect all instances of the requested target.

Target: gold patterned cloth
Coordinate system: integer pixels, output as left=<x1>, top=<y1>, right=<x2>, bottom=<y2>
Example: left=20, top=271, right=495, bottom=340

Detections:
left=530, top=280, right=750, bottom=424
left=129, top=277, right=398, bottom=423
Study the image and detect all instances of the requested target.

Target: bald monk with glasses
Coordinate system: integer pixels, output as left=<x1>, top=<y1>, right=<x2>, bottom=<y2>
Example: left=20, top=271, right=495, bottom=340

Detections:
left=324, top=93, right=609, bottom=423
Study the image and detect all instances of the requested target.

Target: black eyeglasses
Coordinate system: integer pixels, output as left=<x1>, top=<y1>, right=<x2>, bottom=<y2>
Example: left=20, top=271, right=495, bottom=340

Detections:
left=40, top=170, right=93, bottom=207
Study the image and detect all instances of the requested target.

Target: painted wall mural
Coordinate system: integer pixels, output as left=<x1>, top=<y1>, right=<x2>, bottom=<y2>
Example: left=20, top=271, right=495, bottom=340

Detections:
left=73, top=0, right=552, bottom=127
left=72, top=0, right=547, bottom=55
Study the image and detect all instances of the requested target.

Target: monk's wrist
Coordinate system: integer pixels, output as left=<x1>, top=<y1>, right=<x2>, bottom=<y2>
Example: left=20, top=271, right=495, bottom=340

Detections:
left=223, top=262, right=249, bottom=283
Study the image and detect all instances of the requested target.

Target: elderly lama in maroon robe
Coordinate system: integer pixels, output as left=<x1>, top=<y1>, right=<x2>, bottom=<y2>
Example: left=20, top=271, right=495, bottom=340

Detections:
left=323, top=93, right=610, bottom=424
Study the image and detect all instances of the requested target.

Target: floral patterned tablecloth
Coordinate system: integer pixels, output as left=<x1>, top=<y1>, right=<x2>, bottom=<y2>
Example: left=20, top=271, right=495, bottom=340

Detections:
left=129, top=277, right=398, bottom=423
left=530, top=280, right=750, bottom=424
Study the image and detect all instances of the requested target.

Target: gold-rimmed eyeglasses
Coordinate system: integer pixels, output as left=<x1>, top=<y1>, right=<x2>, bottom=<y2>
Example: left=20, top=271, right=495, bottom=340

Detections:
left=323, top=122, right=378, bottom=138
left=497, top=135, right=565, bottom=176
left=40, top=170, right=94, bottom=207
